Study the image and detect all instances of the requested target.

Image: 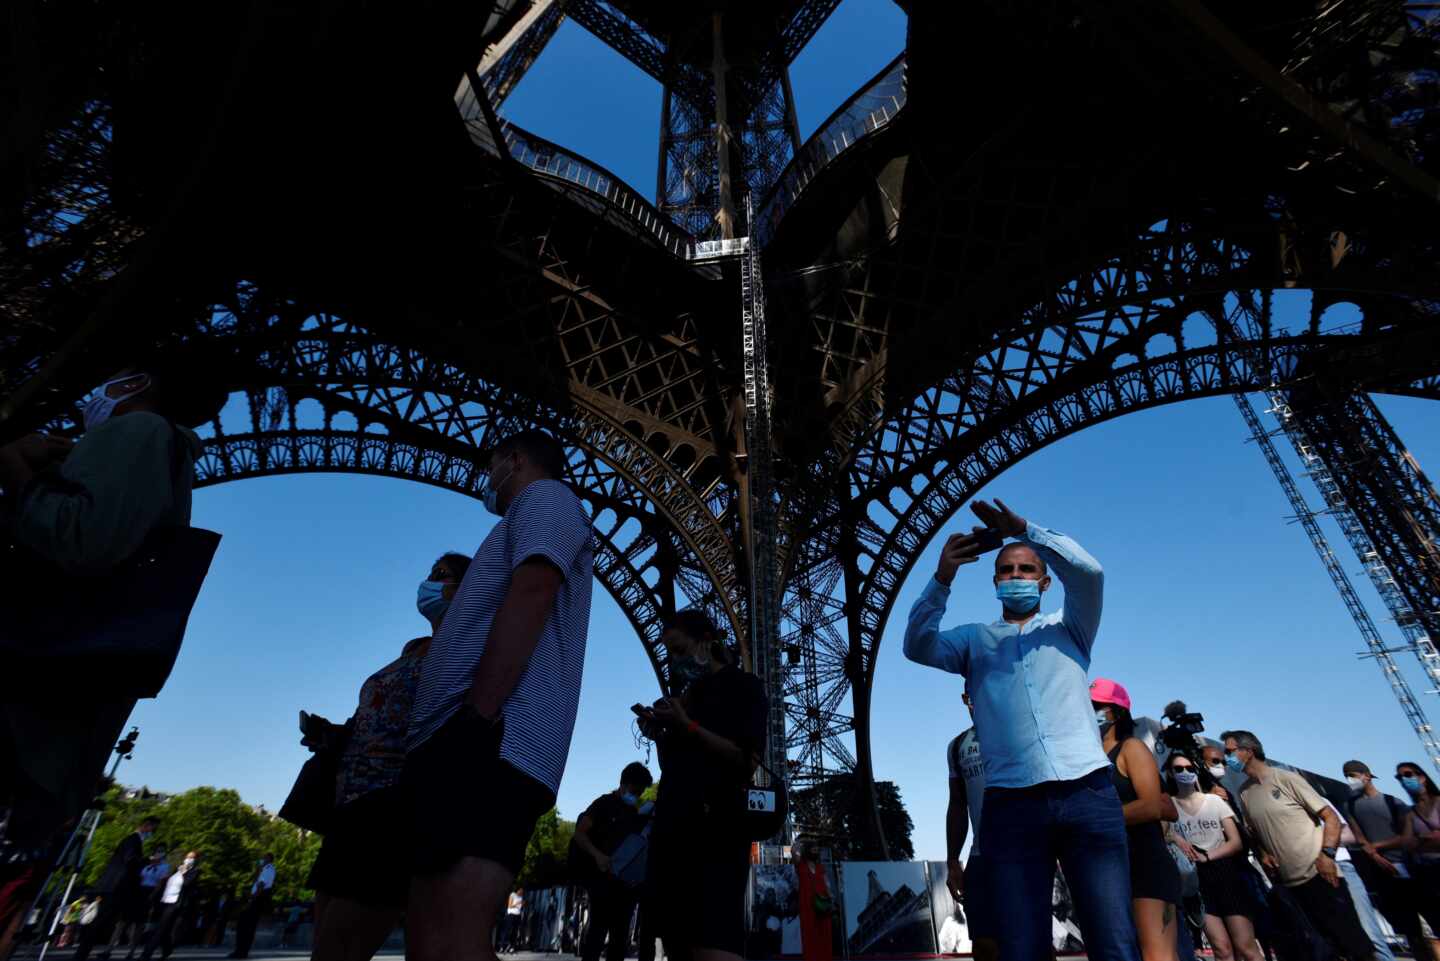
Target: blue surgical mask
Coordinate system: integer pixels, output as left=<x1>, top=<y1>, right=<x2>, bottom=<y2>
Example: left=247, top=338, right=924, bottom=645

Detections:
left=1401, top=776, right=1424, bottom=799
left=1095, top=709, right=1113, bottom=736
left=1225, top=753, right=1246, bottom=774
left=417, top=580, right=449, bottom=621
left=482, top=457, right=515, bottom=516
left=996, top=578, right=1041, bottom=614
left=620, top=792, right=638, bottom=807
left=1173, top=770, right=1199, bottom=790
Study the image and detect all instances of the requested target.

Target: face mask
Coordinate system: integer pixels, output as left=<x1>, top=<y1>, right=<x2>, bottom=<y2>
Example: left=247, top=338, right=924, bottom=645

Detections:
left=182, top=858, right=196, bottom=869
left=995, top=578, right=1042, bottom=614
left=482, top=456, right=516, bottom=516
left=82, top=375, right=149, bottom=432
left=416, top=580, right=449, bottom=621
left=138, top=830, right=153, bottom=842
left=620, top=792, right=638, bottom=807
left=1401, top=776, right=1424, bottom=799
left=1346, top=776, right=1366, bottom=795
left=1095, top=709, right=1113, bottom=736
left=1225, top=753, right=1246, bottom=774
left=1207, top=764, right=1226, bottom=779
left=1173, top=770, right=1199, bottom=792
left=669, top=654, right=709, bottom=693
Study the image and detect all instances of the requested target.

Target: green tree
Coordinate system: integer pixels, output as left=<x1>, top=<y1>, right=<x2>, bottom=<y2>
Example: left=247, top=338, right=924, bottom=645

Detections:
left=791, top=774, right=915, bottom=861
left=516, top=808, right=576, bottom=887
left=80, top=786, right=321, bottom=904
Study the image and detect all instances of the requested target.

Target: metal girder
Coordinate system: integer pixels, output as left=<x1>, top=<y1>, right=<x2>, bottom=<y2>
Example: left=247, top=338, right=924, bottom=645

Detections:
left=558, top=0, right=714, bottom=111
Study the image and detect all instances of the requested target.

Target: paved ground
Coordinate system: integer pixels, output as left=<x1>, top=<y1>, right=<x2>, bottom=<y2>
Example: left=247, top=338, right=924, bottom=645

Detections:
left=11, top=951, right=572, bottom=960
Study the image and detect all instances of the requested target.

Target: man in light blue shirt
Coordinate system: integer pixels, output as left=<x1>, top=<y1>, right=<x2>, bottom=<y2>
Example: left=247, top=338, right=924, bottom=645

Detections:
left=905, top=498, right=1139, bottom=961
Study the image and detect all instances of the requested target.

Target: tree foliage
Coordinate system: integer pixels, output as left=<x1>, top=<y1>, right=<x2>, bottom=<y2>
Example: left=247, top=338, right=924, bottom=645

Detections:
left=81, top=785, right=321, bottom=903
left=791, top=774, right=915, bottom=861
left=516, top=807, right=575, bottom=888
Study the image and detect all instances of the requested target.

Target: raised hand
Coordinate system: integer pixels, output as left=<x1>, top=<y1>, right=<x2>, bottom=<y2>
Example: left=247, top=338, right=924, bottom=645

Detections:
left=936, top=527, right=988, bottom=586
left=970, top=498, right=1026, bottom=537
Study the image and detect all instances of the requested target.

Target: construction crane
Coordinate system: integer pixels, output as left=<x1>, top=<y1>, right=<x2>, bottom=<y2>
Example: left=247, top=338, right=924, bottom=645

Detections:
left=1225, top=291, right=1440, bottom=772
left=1236, top=392, right=1440, bottom=770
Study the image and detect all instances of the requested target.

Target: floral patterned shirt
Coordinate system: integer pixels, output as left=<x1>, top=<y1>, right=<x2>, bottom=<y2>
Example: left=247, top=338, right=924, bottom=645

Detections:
left=336, top=638, right=427, bottom=806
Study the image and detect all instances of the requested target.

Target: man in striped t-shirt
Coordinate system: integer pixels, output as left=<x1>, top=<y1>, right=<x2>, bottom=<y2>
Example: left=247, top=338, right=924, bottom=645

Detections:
left=404, top=430, right=593, bottom=961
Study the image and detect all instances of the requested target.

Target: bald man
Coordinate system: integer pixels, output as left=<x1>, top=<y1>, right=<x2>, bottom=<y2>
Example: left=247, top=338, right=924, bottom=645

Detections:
left=905, top=499, right=1136, bottom=961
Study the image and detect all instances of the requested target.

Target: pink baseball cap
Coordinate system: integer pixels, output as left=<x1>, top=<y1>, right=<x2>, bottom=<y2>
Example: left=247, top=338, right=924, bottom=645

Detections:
left=1089, top=678, right=1131, bottom=711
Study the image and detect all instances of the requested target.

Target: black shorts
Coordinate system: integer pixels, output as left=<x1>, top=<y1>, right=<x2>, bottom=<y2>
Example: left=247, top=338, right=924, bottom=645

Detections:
left=307, top=786, right=409, bottom=907
left=1197, top=854, right=1256, bottom=920
left=402, top=712, right=554, bottom=878
left=963, top=854, right=996, bottom=939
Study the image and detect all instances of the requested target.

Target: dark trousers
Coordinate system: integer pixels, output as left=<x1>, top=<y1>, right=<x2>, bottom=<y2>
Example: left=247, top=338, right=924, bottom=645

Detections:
left=1359, top=861, right=1440, bottom=957
left=582, top=880, right=637, bottom=961
left=231, top=889, right=271, bottom=958
left=981, top=768, right=1142, bottom=961
left=140, top=904, right=185, bottom=961
left=73, top=895, right=123, bottom=961
left=1289, top=874, right=1376, bottom=961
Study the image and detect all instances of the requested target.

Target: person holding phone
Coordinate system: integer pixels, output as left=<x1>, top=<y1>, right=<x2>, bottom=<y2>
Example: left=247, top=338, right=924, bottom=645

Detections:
left=303, top=551, right=470, bottom=961
left=641, top=609, right=767, bottom=961
left=904, top=499, right=1138, bottom=961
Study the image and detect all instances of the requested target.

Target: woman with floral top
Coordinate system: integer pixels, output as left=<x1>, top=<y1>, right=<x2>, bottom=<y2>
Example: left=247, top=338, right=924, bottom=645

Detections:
left=305, top=552, right=470, bottom=961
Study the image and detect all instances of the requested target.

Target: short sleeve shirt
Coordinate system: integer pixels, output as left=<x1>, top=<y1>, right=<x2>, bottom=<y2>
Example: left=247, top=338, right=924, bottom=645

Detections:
left=581, top=792, right=640, bottom=856
left=1350, top=793, right=1410, bottom=865
left=1240, top=768, right=1328, bottom=886
left=654, top=667, right=768, bottom=830
left=406, top=479, right=594, bottom=794
left=1173, top=793, right=1235, bottom=852
left=336, top=641, right=426, bottom=806
left=948, top=727, right=987, bottom=856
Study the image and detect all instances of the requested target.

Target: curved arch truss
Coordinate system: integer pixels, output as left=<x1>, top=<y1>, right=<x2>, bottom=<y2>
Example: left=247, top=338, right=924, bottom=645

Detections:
left=184, top=306, right=749, bottom=691
left=777, top=213, right=1440, bottom=810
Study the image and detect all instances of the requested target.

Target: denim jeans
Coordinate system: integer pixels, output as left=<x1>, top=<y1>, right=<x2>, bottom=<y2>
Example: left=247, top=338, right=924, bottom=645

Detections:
left=1339, top=859, right=1396, bottom=961
left=981, top=767, right=1142, bottom=961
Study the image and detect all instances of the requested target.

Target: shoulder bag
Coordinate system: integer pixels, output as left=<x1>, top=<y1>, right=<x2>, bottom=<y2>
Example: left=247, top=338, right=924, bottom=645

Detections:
left=0, top=426, right=220, bottom=698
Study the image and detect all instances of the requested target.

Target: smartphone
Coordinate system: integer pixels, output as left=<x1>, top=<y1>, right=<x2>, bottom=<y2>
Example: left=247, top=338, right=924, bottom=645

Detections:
left=974, top=528, right=1005, bottom=553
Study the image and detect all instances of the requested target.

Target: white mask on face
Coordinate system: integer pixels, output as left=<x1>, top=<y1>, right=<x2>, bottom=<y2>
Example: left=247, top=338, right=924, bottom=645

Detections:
left=1207, top=764, right=1226, bottom=779
left=82, top=374, right=150, bottom=431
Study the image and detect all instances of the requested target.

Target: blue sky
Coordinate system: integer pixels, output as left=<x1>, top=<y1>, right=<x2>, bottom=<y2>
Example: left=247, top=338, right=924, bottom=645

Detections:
left=118, top=2, right=1440, bottom=862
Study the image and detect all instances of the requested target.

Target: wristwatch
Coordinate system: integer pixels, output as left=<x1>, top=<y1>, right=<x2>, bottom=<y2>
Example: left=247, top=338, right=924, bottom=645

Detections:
left=1321, top=846, right=1339, bottom=860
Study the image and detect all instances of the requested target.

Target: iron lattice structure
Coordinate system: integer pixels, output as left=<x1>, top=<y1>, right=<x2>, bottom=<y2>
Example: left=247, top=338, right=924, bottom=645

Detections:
left=3, top=0, right=1440, bottom=851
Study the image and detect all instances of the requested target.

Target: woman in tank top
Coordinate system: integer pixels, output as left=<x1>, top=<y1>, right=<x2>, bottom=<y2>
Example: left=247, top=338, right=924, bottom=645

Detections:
left=1092, top=678, right=1181, bottom=961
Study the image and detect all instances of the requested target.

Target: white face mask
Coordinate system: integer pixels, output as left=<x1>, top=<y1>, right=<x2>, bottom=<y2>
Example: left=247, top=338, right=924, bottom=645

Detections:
left=82, top=374, right=150, bottom=432
left=1207, top=764, right=1226, bottom=779
left=182, top=858, right=196, bottom=869
left=1346, top=776, right=1367, bottom=794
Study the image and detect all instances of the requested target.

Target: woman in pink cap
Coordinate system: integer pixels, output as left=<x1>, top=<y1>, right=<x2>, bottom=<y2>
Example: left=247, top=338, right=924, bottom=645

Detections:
left=1092, top=678, right=1181, bottom=961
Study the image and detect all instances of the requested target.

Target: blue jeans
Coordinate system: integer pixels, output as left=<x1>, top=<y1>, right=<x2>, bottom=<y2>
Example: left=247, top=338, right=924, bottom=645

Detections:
left=981, top=767, right=1142, bottom=961
left=1339, top=859, right=1396, bottom=961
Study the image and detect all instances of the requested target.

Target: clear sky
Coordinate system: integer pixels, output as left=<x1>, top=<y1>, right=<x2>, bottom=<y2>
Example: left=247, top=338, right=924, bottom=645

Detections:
left=118, top=1, right=1440, bottom=863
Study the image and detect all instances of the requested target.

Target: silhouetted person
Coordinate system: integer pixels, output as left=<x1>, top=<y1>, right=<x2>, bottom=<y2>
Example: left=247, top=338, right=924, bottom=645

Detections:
left=404, top=430, right=594, bottom=961
left=229, top=852, right=275, bottom=959
left=574, top=762, right=653, bottom=961
left=140, top=851, right=202, bottom=961
left=74, top=817, right=159, bottom=961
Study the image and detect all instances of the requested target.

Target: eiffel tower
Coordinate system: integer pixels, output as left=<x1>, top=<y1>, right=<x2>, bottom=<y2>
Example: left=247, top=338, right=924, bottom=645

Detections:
left=3, top=0, right=1438, bottom=854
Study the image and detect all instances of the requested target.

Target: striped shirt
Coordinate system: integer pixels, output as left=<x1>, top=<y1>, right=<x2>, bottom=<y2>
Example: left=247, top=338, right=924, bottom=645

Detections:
left=406, top=479, right=594, bottom=794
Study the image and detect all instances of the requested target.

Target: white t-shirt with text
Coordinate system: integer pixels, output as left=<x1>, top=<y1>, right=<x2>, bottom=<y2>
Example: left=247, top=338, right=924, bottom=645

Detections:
left=1173, top=792, right=1236, bottom=852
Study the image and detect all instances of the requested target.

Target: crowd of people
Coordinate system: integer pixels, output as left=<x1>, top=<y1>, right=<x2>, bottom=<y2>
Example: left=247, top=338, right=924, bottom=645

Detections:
left=2, top=357, right=1435, bottom=961
left=913, top=499, right=1440, bottom=961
